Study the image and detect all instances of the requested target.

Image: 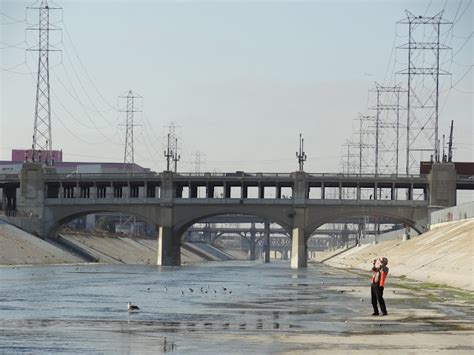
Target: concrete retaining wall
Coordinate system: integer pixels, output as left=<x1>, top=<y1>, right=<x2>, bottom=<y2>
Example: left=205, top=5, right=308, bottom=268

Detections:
left=315, top=219, right=474, bottom=291
left=430, top=201, right=474, bottom=225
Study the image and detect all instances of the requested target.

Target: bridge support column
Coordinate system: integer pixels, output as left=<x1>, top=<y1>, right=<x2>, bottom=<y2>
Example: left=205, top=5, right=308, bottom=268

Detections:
left=241, top=185, right=248, bottom=199
left=248, top=232, right=256, bottom=260
left=263, top=221, right=270, bottom=263
left=157, top=226, right=181, bottom=266
left=429, top=163, right=456, bottom=207
left=291, top=228, right=307, bottom=269
left=207, top=184, right=214, bottom=198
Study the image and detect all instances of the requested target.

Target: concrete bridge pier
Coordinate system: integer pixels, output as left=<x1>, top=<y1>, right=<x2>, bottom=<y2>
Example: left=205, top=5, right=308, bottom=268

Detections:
left=249, top=223, right=257, bottom=260
left=249, top=232, right=256, bottom=261
left=157, top=205, right=181, bottom=266
left=263, top=221, right=270, bottom=263
left=291, top=228, right=307, bottom=269
left=157, top=226, right=181, bottom=266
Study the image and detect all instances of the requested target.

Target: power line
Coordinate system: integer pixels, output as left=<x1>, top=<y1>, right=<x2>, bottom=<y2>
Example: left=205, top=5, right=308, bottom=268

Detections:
left=0, top=40, right=27, bottom=50
left=60, top=40, right=115, bottom=125
left=0, top=11, right=27, bottom=24
left=60, top=21, right=117, bottom=111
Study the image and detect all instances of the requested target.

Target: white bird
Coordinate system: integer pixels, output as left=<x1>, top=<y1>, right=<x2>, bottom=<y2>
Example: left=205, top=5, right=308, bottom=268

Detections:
left=127, top=302, right=140, bottom=311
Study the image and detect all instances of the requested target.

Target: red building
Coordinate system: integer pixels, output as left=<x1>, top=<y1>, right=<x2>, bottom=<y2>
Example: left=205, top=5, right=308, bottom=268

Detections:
left=12, top=149, right=63, bottom=163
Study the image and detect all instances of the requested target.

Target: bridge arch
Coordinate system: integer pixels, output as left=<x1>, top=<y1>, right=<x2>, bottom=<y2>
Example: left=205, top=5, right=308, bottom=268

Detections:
left=45, top=204, right=161, bottom=238
left=306, top=210, right=425, bottom=239
left=172, top=208, right=292, bottom=238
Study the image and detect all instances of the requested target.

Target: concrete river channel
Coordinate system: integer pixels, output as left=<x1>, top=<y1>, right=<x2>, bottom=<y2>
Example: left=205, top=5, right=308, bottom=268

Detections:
left=0, top=261, right=473, bottom=354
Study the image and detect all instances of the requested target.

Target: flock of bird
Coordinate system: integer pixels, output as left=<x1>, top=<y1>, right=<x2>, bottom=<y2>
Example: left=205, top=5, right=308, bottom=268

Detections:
left=179, top=285, right=233, bottom=296
left=127, top=284, right=239, bottom=312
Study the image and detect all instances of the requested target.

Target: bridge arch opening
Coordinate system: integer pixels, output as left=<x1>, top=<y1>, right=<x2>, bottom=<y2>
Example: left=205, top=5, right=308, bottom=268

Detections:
left=306, top=212, right=424, bottom=260
left=175, top=213, right=292, bottom=262
left=48, top=209, right=160, bottom=264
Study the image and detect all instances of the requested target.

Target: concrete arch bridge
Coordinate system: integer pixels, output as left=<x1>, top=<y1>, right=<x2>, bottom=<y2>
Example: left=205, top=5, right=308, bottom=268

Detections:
left=0, top=162, right=465, bottom=269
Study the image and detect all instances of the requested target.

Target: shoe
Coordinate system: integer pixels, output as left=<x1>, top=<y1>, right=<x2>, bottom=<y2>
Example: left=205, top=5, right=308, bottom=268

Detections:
left=371, top=313, right=379, bottom=316
left=382, top=313, right=388, bottom=316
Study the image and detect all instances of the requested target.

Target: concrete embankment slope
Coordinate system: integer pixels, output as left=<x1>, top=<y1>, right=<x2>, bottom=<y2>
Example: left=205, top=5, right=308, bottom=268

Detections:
left=59, top=234, right=205, bottom=265
left=0, top=222, right=232, bottom=265
left=0, top=223, right=83, bottom=265
left=313, top=219, right=474, bottom=291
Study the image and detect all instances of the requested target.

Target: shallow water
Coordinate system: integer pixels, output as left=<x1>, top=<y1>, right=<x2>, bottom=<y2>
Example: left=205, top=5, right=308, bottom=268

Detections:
left=0, top=261, right=471, bottom=354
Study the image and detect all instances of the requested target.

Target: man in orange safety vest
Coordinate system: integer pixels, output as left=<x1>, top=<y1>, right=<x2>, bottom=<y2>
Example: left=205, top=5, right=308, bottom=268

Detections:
left=371, top=256, right=389, bottom=316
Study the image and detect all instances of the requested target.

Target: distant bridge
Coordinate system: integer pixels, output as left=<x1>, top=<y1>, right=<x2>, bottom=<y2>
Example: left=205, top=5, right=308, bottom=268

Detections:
left=0, top=162, right=467, bottom=268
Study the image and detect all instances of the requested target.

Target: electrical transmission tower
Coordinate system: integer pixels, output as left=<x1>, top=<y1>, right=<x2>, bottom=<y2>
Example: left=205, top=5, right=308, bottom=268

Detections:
left=369, top=83, right=405, bottom=175
left=397, top=11, right=452, bottom=174
left=341, top=141, right=358, bottom=175
left=27, top=0, right=61, bottom=164
left=119, top=90, right=141, bottom=173
left=353, top=114, right=373, bottom=174
left=193, top=151, right=204, bottom=174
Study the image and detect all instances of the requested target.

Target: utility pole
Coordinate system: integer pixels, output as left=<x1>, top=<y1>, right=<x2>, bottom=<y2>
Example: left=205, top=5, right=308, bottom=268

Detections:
left=163, top=122, right=181, bottom=172
left=173, top=138, right=180, bottom=173
left=119, top=90, right=141, bottom=173
left=397, top=11, right=451, bottom=173
left=27, top=0, right=61, bottom=165
left=448, top=120, right=454, bottom=163
left=296, top=133, right=307, bottom=172
left=164, top=133, right=173, bottom=171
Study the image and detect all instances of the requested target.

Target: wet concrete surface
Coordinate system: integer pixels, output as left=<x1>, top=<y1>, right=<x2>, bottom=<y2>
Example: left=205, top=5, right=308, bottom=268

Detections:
left=0, top=261, right=472, bottom=353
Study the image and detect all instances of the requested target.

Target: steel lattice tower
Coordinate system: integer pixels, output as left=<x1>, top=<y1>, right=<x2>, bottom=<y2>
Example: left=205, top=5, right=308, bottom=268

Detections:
left=353, top=114, right=372, bottom=174
left=369, top=83, right=405, bottom=175
left=397, top=11, right=452, bottom=173
left=28, top=0, right=61, bottom=164
left=120, top=90, right=141, bottom=172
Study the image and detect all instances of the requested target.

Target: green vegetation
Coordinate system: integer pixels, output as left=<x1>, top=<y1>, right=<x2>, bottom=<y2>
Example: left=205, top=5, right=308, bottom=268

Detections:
left=391, top=281, right=474, bottom=304
left=342, top=267, right=473, bottom=304
left=96, top=217, right=108, bottom=231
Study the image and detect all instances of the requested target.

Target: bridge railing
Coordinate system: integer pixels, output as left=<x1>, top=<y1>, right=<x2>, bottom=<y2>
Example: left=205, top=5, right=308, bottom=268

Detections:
left=43, top=172, right=161, bottom=180
left=40, top=171, right=429, bottom=180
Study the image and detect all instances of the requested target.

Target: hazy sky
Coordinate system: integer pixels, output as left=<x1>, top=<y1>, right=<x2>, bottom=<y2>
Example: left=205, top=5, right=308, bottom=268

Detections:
left=1, top=0, right=472, bottom=173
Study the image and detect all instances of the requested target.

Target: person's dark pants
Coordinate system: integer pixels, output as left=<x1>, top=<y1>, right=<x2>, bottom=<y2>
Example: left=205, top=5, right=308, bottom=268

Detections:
left=371, top=283, right=387, bottom=315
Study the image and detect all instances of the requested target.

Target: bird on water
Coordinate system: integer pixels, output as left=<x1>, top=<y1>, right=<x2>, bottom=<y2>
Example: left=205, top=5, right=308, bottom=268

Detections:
left=127, top=302, right=140, bottom=311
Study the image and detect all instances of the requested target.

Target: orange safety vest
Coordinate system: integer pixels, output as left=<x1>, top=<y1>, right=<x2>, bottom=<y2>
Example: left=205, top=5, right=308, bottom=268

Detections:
left=371, top=266, right=389, bottom=287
